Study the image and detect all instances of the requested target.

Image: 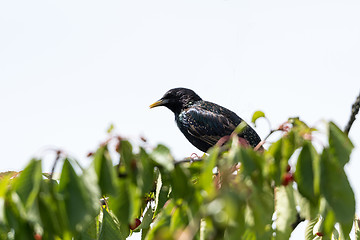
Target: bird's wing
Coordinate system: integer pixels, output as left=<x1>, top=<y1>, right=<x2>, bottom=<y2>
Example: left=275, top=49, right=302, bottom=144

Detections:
left=182, top=106, right=239, bottom=146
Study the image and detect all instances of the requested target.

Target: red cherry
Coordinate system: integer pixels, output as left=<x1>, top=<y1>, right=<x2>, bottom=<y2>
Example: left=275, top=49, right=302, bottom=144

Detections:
left=282, top=173, right=294, bottom=186
left=316, top=232, right=323, bottom=237
left=129, top=218, right=141, bottom=230
left=86, top=152, right=94, bottom=157
left=34, top=234, right=42, bottom=240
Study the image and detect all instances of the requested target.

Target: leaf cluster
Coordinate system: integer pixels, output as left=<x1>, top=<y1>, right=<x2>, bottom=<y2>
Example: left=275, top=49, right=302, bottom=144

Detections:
left=0, top=118, right=358, bottom=240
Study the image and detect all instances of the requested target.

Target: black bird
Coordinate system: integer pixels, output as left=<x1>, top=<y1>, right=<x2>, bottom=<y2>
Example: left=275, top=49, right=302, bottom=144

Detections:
left=149, top=88, right=262, bottom=152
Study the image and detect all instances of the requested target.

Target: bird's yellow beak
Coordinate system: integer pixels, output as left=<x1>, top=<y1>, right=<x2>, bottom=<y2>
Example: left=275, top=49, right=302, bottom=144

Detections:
left=149, top=100, right=164, bottom=109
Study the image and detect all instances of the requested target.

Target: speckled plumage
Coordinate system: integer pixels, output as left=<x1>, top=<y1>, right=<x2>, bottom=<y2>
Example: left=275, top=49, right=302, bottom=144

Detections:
left=150, top=88, right=261, bottom=152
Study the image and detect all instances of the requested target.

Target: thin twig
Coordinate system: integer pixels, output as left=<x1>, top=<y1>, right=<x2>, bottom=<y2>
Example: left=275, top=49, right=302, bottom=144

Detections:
left=174, top=158, right=203, bottom=165
left=50, top=150, right=62, bottom=180
left=254, top=129, right=281, bottom=151
left=344, top=91, right=360, bottom=135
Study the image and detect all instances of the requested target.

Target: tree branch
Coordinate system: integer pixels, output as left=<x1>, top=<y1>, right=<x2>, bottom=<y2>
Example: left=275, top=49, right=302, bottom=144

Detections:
left=174, top=157, right=203, bottom=165
left=344, top=91, right=360, bottom=135
left=50, top=150, right=62, bottom=180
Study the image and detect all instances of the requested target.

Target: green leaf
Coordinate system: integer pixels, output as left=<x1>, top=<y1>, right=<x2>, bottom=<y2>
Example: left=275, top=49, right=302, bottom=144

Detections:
left=154, top=172, right=170, bottom=216
left=221, top=193, right=248, bottom=239
left=145, top=200, right=174, bottom=240
left=36, top=178, right=69, bottom=238
left=38, top=190, right=64, bottom=237
left=268, top=137, right=295, bottom=186
left=245, top=184, right=274, bottom=235
left=142, top=228, right=149, bottom=240
left=275, top=185, right=297, bottom=240
left=320, top=148, right=355, bottom=236
left=74, top=216, right=98, bottom=240
left=109, top=179, right=130, bottom=225
left=82, top=164, right=101, bottom=213
left=150, top=144, right=174, bottom=171
left=238, top=148, right=257, bottom=176
left=323, top=209, right=335, bottom=237
left=118, top=140, right=134, bottom=171
left=251, top=111, right=266, bottom=126
left=4, top=192, right=35, bottom=239
left=137, top=205, right=154, bottom=230
left=93, top=145, right=116, bottom=196
left=234, top=121, right=248, bottom=134
left=170, top=206, right=188, bottom=232
left=110, top=178, right=141, bottom=225
left=154, top=173, right=162, bottom=214
left=0, top=174, right=11, bottom=197
left=328, top=122, right=354, bottom=167
left=13, top=159, right=42, bottom=209
left=237, top=148, right=264, bottom=186
left=0, top=171, right=18, bottom=180
left=313, top=217, right=324, bottom=238
left=199, top=147, right=219, bottom=197
left=138, top=147, right=155, bottom=194
left=242, top=230, right=257, bottom=240
left=295, top=141, right=319, bottom=205
left=58, top=159, right=99, bottom=233
left=294, top=189, right=318, bottom=220
left=107, top=123, right=114, bottom=133
left=222, top=190, right=246, bottom=227
left=170, top=165, right=193, bottom=201
left=99, top=209, right=126, bottom=240
left=305, top=217, right=318, bottom=240
left=268, top=139, right=283, bottom=185
left=128, top=183, right=141, bottom=221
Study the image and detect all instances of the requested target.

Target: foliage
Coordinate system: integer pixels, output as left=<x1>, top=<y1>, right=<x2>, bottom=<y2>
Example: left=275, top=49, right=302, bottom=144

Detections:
left=0, top=117, right=358, bottom=240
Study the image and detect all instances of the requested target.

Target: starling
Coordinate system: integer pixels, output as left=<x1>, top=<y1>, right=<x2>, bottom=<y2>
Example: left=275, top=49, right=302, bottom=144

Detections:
left=149, top=88, right=262, bottom=152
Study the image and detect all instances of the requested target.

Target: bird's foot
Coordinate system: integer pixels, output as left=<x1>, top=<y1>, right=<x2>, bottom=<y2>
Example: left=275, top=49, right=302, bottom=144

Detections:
left=189, top=153, right=201, bottom=160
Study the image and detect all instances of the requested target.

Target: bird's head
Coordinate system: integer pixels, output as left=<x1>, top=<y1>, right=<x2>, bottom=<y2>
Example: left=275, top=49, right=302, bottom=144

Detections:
left=149, top=88, right=202, bottom=114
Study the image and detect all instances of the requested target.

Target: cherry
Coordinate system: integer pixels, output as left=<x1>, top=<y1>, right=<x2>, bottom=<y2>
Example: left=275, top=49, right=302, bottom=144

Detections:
left=129, top=218, right=141, bottom=230
left=282, top=173, right=294, bottom=186
left=34, top=234, right=42, bottom=240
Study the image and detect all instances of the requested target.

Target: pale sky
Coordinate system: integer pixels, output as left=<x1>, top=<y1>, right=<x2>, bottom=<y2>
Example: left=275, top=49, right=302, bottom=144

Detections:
left=1, top=1, right=359, bottom=239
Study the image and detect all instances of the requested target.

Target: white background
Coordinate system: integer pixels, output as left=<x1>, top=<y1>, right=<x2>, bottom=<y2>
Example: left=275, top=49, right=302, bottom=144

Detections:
left=1, top=1, right=359, bottom=239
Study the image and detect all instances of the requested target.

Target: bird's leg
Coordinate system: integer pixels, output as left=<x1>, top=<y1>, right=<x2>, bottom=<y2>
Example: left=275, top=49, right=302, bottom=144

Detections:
left=254, top=141, right=265, bottom=152
left=181, top=153, right=202, bottom=163
left=237, top=137, right=251, bottom=148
